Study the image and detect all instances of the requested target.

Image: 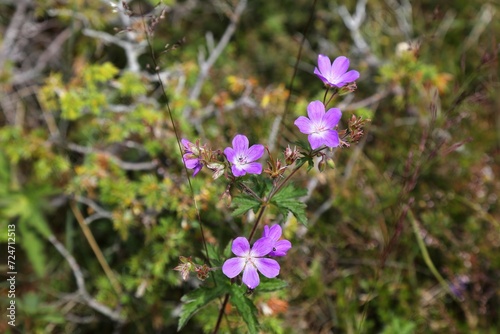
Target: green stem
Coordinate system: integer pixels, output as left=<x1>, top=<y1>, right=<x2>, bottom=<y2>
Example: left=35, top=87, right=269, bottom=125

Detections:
left=407, top=209, right=459, bottom=301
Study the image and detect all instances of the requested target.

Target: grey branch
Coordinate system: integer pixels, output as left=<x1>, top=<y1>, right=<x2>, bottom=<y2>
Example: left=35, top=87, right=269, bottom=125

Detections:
left=48, top=235, right=125, bottom=323
left=184, top=0, right=247, bottom=118
left=337, top=0, right=379, bottom=66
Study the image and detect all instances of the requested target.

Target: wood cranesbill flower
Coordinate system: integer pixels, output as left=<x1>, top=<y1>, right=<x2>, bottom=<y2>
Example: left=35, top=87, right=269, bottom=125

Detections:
left=224, top=134, right=264, bottom=177
left=181, top=139, right=203, bottom=176
left=262, top=225, right=292, bottom=257
left=314, top=54, right=360, bottom=88
left=294, top=100, right=342, bottom=150
left=222, top=237, right=280, bottom=289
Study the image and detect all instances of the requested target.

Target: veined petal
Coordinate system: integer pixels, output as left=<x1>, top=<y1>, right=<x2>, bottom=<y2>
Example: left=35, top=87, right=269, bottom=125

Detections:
left=246, top=144, right=264, bottom=162
left=224, top=147, right=236, bottom=163
left=294, top=116, right=314, bottom=134
left=222, top=257, right=245, bottom=278
left=338, top=70, right=359, bottom=84
left=323, top=108, right=342, bottom=128
left=242, top=264, right=260, bottom=289
left=232, top=134, right=249, bottom=154
left=331, top=56, right=349, bottom=78
left=192, top=164, right=202, bottom=176
left=184, top=157, right=200, bottom=169
left=308, top=133, right=326, bottom=150
left=307, top=101, right=326, bottom=123
left=242, top=162, right=262, bottom=175
left=267, top=225, right=282, bottom=241
left=231, top=237, right=250, bottom=256
left=322, top=130, right=340, bottom=148
left=317, top=54, right=332, bottom=76
left=181, top=138, right=191, bottom=150
left=313, top=69, right=329, bottom=85
left=254, top=258, right=280, bottom=278
left=231, top=164, right=247, bottom=177
left=271, top=240, right=292, bottom=257
left=250, top=237, right=273, bottom=257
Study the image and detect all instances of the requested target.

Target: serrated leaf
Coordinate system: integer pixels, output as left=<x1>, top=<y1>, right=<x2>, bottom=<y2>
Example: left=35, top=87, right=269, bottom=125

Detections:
left=257, top=278, right=288, bottom=292
left=271, top=184, right=308, bottom=226
left=230, top=284, right=260, bottom=334
left=178, top=285, right=228, bottom=331
left=231, top=195, right=261, bottom=216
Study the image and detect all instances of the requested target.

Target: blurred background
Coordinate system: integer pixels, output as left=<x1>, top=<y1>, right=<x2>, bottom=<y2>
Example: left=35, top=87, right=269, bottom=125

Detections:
left=1, top=0, right=499, bottom=333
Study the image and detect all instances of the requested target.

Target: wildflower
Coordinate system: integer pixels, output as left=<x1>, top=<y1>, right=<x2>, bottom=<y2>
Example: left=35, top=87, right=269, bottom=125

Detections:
left=262, top=225, right=292, bottom=257
left=181, top=139, right=203, bottom=176
left=294, top=100, right=342, bottom=149
left=222, top=237, right=280, bottom=289
left=224, top=134, right=264, bottom=177
left=314, top=55, right=360, bottom=88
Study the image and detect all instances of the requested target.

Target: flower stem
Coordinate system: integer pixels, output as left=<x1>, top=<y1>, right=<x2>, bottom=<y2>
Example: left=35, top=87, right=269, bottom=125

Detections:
left=212, top=293, right=230, bottom=334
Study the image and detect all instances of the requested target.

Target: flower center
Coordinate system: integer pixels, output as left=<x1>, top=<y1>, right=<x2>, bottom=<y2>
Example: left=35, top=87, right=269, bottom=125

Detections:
left=313, top=122, right=328, bottom=134
left=236, top=155, right=247, bottom=165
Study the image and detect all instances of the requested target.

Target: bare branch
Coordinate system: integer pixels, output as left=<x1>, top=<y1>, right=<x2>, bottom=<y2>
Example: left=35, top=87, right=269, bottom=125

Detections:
left=184, top=0, right=248, bottom=118
left=48, top=235, right=125, bottom=323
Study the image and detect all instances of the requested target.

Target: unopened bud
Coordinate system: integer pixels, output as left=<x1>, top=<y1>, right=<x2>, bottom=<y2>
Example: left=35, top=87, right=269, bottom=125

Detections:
left=327, top=158, right=336, bottom=169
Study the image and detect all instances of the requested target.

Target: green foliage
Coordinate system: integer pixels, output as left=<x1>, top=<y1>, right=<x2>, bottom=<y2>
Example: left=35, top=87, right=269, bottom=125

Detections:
left=178, top=284, right=229, bottom=332
left=231, top=195, right=261, bottom=216
left=229, top=284, right=260, bottom=334
left=270, top=184, right=308, bottom=226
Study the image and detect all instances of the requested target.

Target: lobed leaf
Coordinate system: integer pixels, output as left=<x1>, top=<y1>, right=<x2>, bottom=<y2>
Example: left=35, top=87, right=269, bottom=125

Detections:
left=230, top=284, right=260, bottom=334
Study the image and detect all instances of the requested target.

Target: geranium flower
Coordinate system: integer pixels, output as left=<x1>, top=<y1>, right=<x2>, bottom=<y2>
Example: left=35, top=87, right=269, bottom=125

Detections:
left=222, top=237, right=280, bottom=289
left=181, top=139, right=203, bottom=176
left=294, top=100, right=342, bottom=149
left=314, top=55, right=359, bottom=88
left=224, top=134, right=264, bottom=177
left=262, top=225, right=292, bottom=257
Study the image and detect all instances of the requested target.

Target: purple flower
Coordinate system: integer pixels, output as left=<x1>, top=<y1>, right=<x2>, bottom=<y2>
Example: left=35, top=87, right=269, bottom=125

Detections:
left=222, top=237, right=280, bottom=289
left=294, top=100, right=342, bottom=149
left=262, top=225, right=292, bottom=257
left=181, top=139, right=203, bottom=176
left=314, top=55, right=360, bottom=88
left=224, top=134, right=264, bottom=177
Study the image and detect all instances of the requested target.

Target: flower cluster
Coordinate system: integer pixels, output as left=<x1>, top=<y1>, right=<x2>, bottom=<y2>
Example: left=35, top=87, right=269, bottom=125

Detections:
left=178, top=54, right=360, bottom=290
left=222, top=225, right=291, bottom=289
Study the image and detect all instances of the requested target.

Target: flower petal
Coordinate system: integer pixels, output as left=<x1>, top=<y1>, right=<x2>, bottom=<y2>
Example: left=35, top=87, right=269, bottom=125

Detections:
left=331, top=56, right=349, bottom=78
left=241, top=162, right=262, bottom=175
left=231, top=164, right=247, bottom=177
left=313, top=69, right=329, bottom=85
left=184, top=157, right=200, bottom=169
left=267, top=225, right=282, bottom=241
left=338, top=70, right=359, bottom=84
left=322, top=130, right=340, bottom=148
left=192, top=164, right=202, bottom=176
left=323, top=108, right=342, bottom=128
left=232, top=134, right=249, bottom=154
left=307, top=101, right=325, bottom=123
left=222, top=257, right=245, bottom=278
left=250, top=237, right=273, bottom=257
left=317, top=54, right=332, bottom=76
left=231, top=237, right=250, bottom=256
left=308, top=133, right=325, bottom=150
left=242, top=264, right=260, bottom=289
left=181, top=138, right=191, bottom=150
left=270, top=240, right=292, bottom=257
left=294, top=116, right=314, bottom=134
left=224, top=147, right=236, bottom=163
left=246, top=144, right=264, bottom=162
left=254, top=258, right=280, bottom=278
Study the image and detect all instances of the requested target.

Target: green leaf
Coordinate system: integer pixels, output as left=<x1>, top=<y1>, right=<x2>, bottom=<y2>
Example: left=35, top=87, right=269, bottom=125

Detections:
left=230, top=284, right=260, bottom=334
left=231, top=195, right=261, bottom=216
left=178, top=285, right=228, bottom=331
left=271, top=184, right=308, bottom=226
left=257, top=278, right=288, bottom=292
